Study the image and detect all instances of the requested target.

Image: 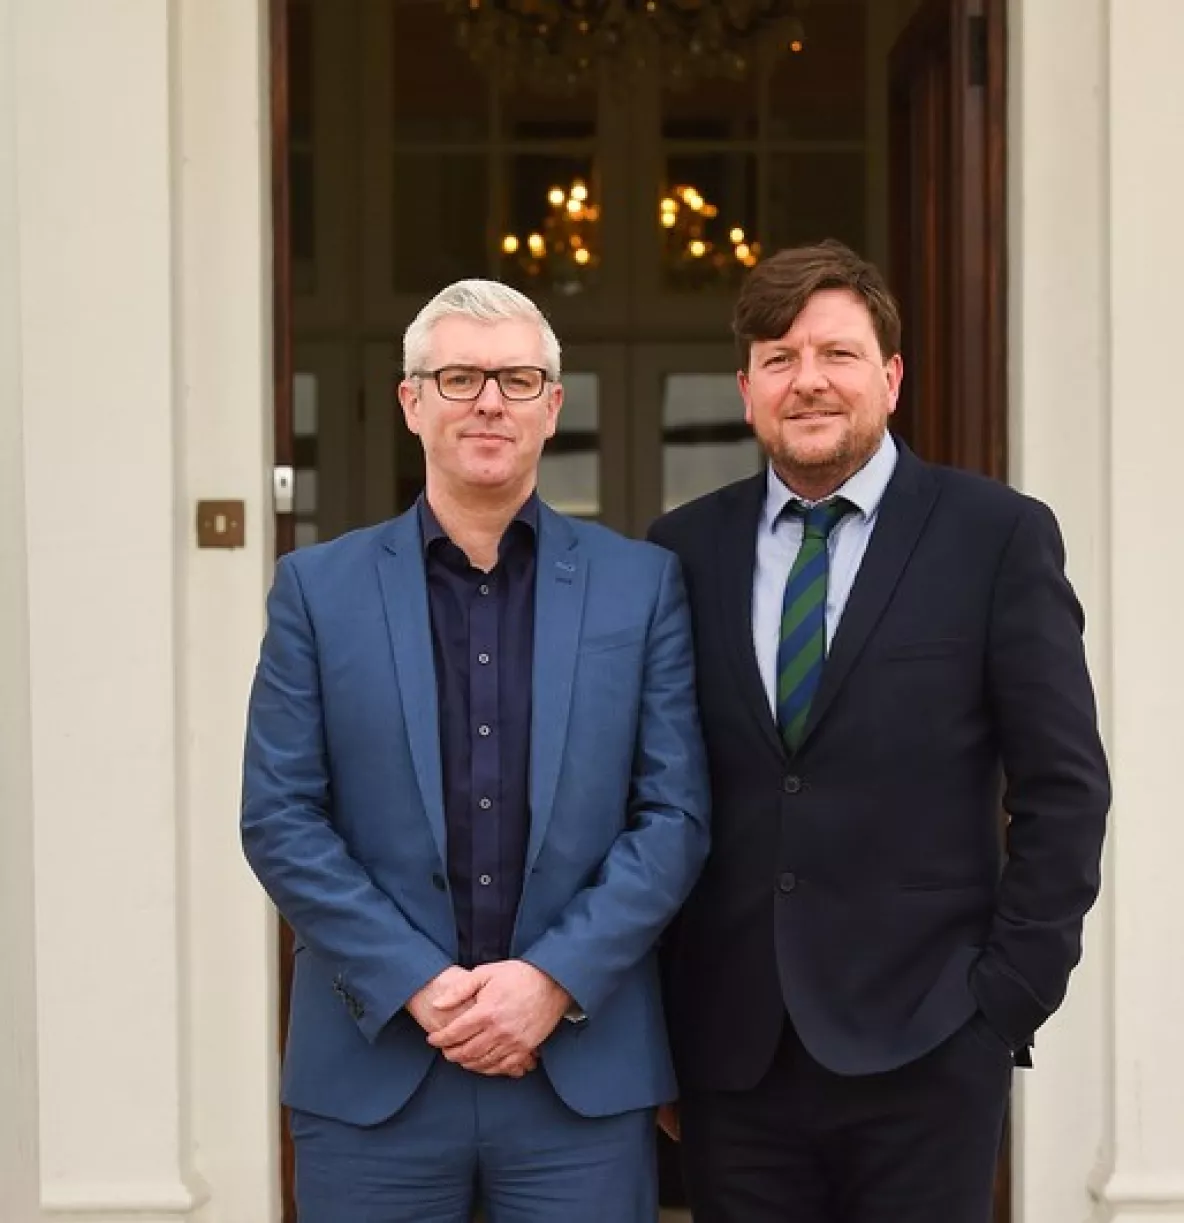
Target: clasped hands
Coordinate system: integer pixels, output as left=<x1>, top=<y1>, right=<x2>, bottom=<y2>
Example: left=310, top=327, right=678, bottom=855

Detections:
left=407, top=960, right=572, bottom=1079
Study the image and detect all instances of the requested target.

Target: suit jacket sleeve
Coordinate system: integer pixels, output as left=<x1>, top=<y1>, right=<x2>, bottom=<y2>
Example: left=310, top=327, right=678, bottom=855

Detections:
left=521, top=551, right=711, bottom=1015
left=240, top=556, right=452, bottom=1042
left=973, top=497, right=1110, bottom=1047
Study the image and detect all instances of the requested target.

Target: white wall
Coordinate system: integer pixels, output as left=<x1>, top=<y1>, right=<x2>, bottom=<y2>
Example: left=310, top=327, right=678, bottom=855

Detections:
left=176, top=0, right=279, bottom=1218
left=4, top=0, right=276, bottom=1219
left=1007, top=2, right=1112, bottom=1219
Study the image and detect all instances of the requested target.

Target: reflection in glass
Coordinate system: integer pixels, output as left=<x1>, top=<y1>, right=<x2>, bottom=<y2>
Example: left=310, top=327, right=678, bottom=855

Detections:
left=661, top=74, right=757, bottom=141
left=767, top=0, right=866, bottom=142
left=662, top=153, right=757, bottom=290
left=393, top=154, right=489, bottom=292
left=538, top=373, right=598, bottom=518
left=393, top=1, right=488, bottom=142
left=767, top=151, right=865, bottom=254
left=293, top=373, right=319, bottom=547
left=294, top=373, right=318, bottom=437
left=500, top=156, right=598, bottom=294
left=662, top=374, right=758, bottom=511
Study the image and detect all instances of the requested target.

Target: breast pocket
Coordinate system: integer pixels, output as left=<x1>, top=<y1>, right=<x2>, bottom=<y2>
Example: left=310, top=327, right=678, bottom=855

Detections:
left=873, top=637, right=971, bottom=663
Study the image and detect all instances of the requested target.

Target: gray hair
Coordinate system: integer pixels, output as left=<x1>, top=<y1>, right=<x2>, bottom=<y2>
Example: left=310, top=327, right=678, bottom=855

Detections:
left=402, top=279, right=562, bottom=380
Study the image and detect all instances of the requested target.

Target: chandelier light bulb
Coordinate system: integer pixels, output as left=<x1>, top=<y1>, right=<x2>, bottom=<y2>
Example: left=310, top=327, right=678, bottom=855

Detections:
left=730, top=227, right=745, bottom=244
left=548, top=187, right=566, bottom=206
left=502, top=234, right=519, bottom=254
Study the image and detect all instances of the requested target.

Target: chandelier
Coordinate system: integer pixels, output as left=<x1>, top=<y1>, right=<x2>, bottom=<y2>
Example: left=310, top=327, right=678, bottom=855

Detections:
left=501, top=176, right=761, bottom=293
left=446, top=0, right=809, bottom=93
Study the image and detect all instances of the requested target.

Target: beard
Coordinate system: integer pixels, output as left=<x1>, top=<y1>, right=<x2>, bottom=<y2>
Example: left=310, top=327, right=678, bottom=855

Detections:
left=760, top=404, right=887, bottom=496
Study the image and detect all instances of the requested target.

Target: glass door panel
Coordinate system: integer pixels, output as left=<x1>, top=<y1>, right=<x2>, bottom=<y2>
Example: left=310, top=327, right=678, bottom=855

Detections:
left=629, top=344, right=755, bottom=532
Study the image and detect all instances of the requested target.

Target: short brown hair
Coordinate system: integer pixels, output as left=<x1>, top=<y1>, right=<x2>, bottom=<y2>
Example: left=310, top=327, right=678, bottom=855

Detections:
left=732, top=240, right=901, bottom=369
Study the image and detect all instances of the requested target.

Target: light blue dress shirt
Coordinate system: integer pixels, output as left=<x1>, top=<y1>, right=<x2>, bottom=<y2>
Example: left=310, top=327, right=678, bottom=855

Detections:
left=752, top=432, right=899, bottom=716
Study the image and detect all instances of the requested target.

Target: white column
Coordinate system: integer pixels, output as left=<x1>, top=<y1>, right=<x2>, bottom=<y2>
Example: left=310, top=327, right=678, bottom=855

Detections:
left=1096, top=0, right=1184, bottom=1216
left=0, top=0, right=42, bottom=1217
left=177, top=0, right=279, bottom=1218
left=15, top=1, right=198, bottom=1216
left=1007, top=1, right=1112, bottom=1220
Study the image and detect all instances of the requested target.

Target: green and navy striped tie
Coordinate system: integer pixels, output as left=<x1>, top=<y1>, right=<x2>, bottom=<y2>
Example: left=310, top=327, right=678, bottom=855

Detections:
left=777, top=498, right=851, bottom=752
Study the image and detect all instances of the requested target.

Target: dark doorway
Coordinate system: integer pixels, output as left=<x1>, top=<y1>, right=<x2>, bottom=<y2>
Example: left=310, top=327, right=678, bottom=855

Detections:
left=268, top=2, right=1010, bottom=1218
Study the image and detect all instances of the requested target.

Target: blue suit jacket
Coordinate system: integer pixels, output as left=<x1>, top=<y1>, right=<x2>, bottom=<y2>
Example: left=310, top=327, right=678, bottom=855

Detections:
left=241, top=502, right=710, bottom=1125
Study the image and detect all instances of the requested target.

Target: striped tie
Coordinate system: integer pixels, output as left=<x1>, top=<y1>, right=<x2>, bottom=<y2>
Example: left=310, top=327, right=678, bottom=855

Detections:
left=777, top=498, right=851, bottom=752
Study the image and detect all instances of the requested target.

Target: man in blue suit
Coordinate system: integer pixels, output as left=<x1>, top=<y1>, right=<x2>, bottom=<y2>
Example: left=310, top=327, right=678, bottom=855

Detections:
left=241, top=279, right=710, bottom=1223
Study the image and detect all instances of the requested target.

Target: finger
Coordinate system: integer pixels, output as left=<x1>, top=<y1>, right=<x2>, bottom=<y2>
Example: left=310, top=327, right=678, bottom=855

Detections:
left=479, top=1051, right=534, bottom=1078
left=432, top=975, right=483, bottom=1011
left=428, top=1006, right=492, bottom=1050
left=440, top=1030, right=500, bottom=1065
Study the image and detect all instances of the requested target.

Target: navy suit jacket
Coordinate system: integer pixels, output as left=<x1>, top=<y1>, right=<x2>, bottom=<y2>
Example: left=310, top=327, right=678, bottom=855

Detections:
left=649, top=442, right=1110, bottom=1087
left=242, top=502, right=710, bottom=1124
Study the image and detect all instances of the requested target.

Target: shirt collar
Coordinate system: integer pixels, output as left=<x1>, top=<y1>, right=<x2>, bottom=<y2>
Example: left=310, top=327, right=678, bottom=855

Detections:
left=763, top=431, right=898, bottom=530
left=418, top=491, right=540, bottom=555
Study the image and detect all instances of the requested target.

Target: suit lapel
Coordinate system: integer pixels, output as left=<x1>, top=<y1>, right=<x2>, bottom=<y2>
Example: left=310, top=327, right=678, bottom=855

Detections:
left=525, top=505, right=586, bottom=874
left=717, top=474, right=786, bottom=763
left=798, top=445, right=940, bottom=748
left=376, top=509, right=448, bottom=866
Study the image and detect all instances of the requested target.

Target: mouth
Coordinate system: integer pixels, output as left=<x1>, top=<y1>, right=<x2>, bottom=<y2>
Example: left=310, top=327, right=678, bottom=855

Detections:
left=461, top=433, right=513, bottom=443
left=786, top=410, right=842, bottom=422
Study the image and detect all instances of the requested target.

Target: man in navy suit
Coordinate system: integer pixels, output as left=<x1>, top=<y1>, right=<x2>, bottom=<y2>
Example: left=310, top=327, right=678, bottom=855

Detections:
left=649, top=241, right=1109, bottom=1222
left=242, top=279, right=710, bottom=1223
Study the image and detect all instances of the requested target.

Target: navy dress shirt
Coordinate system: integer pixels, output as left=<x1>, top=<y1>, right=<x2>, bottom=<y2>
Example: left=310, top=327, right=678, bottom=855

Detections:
left=420, top=495, right=537, bottom=968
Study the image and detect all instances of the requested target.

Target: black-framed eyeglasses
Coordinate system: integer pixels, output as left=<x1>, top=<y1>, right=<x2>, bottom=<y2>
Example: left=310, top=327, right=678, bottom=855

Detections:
left=416, top=365, right=550, bottom=402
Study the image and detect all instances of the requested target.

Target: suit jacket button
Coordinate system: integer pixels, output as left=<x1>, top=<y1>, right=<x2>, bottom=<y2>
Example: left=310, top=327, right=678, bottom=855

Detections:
left=431, top=873, right=447, bottom=891
left=778, top=872, right=798, bottom=894
left=783, top=775, right=802, bottom=794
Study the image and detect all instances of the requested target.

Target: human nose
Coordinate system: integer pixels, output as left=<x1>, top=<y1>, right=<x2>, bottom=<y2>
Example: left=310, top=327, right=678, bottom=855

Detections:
left=792, top=349, right=829, bottom=393
left=473, top=374, right=507, bottom=412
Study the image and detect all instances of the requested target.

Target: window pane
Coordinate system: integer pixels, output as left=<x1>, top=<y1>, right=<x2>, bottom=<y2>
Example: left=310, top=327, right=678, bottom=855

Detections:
left=662, top=152, right=757, bottom=290
left=289, top=1, right=313, bottom=145
left=662, top=373, right=758, bottom=511
left=502, top=85, right=596, bottom=141
left=538, top=373, right=598, bottom=518
left=393, top=1, right=488, bottom=142
left=393, top=153, right=489, bottom=291
left=294, top=373, right=318, bottom=438
left=766, top=151, right=866, bottom=254
left=661, top=75, right=757, bottom=141
left=767, top=1, right=867, bottom=141
left=499, top=155, right=598, bottom=294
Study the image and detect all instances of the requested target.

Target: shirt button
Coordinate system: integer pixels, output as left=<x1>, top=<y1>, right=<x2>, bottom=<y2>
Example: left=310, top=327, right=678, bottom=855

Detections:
left=479, top=797, right=492, bottom=810
left=479, top=874, right=493, bottom=886
left=478, top=724, right=491, bottom=737
left=478, top=652, right=491, bottom=665
left=479, top=583, right=490, bottom=596
left=778, top=872, right=798, bottom=894
left=783, top=775, right=802, bottom=794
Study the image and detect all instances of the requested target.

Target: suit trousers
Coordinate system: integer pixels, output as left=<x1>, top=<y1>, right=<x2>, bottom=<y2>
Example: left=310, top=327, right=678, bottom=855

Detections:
left=290, top=1054, right=658, bottom=1223
left=679, top=1014, right=1012, bottom=1223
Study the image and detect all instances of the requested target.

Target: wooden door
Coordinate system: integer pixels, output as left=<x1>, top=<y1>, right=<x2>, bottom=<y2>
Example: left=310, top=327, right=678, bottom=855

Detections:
left=889, top=4, right=1009, bottom=1222
left=268, top=0, right=299, bottom=1218
left=888, top=0, right=1006, bottom=481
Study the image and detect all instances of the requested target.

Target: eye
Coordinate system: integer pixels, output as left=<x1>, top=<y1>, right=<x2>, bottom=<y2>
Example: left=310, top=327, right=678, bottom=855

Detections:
left=764, top=352, right=791, bottom=368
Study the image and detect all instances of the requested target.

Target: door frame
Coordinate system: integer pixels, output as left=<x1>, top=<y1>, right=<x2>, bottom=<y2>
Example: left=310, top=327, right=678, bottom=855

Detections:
left=268, top=4, right=1012, bottom=1220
